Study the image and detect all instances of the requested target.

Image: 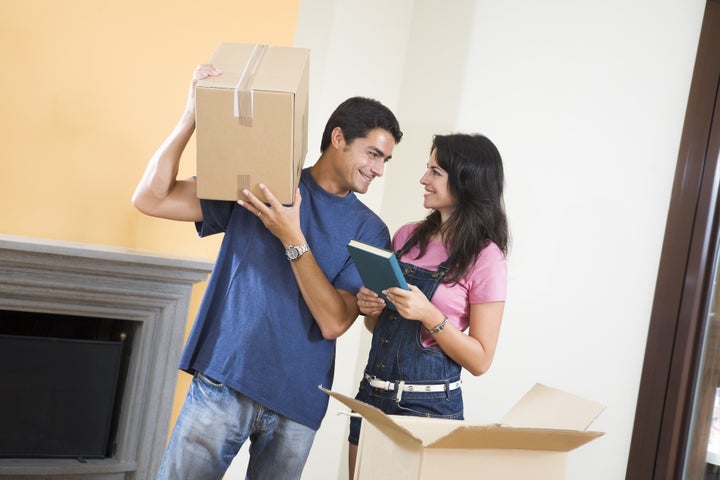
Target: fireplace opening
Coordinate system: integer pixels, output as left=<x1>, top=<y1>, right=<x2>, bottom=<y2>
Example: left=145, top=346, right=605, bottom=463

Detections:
left=0, top=309, right=137, bottom=460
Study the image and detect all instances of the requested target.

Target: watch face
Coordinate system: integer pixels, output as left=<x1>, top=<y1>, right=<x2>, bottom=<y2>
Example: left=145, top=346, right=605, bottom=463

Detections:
left=287, top=247, right=299, bottom=260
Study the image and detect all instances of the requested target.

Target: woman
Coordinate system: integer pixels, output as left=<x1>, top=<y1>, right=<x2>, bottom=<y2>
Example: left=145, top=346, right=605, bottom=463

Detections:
left=348, top=133, right=509, bottom=476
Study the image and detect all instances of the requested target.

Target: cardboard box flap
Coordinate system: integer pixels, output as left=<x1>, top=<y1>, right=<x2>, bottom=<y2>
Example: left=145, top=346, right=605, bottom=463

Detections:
left=323, top=384, right=605, bottom=456
left=320, top=386, right=423, bottom=445
left=390, top=414, right=477, bottom=445
left=322, top=386, right=473, bottom=445
left=198, top=43, right=309, bottom=94
left=426, top=425, right=604, bottom=452
left=501, top=383, right=605, bottom=431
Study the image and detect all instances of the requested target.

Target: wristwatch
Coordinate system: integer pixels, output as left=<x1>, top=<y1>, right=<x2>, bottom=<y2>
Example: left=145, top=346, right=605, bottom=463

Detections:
left=285, top=243, right=310, bottom=261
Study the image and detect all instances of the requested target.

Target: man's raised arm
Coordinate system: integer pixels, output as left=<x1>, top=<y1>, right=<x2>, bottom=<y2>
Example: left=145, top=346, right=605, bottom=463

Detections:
left=131, top=64, right=221, bottom=222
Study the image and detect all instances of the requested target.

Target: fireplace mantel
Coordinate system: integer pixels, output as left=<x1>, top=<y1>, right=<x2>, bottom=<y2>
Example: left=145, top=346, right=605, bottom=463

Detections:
left=0, top=235, right=213, bottom=480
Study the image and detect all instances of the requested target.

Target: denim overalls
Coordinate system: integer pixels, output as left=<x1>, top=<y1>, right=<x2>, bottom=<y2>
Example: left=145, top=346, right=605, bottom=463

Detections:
left=348, top=239, right=464, bottom=444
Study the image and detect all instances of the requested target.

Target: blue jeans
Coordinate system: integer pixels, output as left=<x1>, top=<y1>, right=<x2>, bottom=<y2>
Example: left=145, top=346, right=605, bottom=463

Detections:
left=156, top=372, right=316, bottom=480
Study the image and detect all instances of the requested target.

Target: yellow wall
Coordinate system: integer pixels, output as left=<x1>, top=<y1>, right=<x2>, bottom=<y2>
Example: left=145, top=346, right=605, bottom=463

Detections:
left=0, top=0, right=299, bottom=438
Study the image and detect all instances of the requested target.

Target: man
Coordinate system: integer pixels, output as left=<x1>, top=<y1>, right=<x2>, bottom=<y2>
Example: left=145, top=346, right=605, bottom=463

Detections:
left=132, top=63, right=402, bottom=479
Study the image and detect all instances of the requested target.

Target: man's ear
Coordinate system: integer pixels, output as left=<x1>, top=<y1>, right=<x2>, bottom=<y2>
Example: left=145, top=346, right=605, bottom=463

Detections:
left=330, top=126, right=345, bottom=149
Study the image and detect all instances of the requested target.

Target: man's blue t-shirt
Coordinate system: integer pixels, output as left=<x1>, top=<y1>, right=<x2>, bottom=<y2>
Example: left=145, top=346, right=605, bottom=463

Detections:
left=178, top=168, right=390, bottom=430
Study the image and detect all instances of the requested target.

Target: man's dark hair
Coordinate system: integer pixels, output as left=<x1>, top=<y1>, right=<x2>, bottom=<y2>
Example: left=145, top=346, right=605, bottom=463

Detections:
left=320, top=97, right=403, bottom=152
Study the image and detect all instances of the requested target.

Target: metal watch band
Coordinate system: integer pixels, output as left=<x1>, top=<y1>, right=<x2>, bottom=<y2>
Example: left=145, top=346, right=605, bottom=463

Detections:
left=286, top=243, right=310, bottom=261
left=426, top=316, right=448, bottom=335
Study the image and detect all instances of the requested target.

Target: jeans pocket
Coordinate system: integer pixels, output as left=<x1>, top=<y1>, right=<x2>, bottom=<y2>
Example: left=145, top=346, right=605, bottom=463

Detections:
left=196, top=371, right=223, bottom=387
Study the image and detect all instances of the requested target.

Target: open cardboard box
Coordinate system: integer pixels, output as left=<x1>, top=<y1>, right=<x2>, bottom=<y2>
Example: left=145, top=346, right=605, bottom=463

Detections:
left=321, top=383, right=605, bottom=480
left=195, top=42, right=309, bottom=204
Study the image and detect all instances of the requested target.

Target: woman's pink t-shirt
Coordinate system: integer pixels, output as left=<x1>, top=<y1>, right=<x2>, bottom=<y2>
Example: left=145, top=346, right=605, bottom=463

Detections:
left=393, top=223, right=507, bottom=347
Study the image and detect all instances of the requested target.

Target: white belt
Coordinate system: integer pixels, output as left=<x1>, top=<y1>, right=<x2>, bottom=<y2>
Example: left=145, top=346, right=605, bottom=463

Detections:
left=364, top=374, right=462, bottom=393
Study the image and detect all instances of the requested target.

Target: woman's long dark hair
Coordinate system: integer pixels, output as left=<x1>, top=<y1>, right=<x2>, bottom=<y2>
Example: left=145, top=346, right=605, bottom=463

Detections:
left=407, top=133, right=509, bottom=284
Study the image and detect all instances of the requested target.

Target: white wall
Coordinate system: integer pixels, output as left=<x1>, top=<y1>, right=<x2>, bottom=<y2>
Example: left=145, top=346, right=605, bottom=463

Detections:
left=416, top=2, right=705, bottom=479
left=228, top=1, right=708, bottom=479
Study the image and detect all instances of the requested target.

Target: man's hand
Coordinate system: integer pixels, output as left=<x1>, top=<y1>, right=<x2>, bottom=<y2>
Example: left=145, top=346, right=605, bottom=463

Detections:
left=357, top=286, right=385, bottom=317
left=185, top=64, right=222, bottom=117
left=237, top=185, right=304, bottom=247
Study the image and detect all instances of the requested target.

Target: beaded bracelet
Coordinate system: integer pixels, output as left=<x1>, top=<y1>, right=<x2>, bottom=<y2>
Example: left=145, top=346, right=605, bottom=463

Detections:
left=427, top=316, right=448, bottom=335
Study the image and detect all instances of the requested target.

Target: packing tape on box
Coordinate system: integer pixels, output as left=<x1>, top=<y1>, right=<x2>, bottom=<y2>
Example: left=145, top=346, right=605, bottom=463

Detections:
left=237, top=174, right=251, bottom=198
left=233, top=44, right=268, bottom=126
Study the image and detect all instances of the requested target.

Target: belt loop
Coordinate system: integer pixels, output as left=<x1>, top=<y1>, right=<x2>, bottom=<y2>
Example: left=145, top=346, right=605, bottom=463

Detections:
left=444, top=380, right=450, bottom=399
left=395, top=380, right=405, bottom=402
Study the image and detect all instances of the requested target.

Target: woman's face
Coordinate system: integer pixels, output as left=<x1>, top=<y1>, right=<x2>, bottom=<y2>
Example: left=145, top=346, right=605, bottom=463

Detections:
left=420, top=149, right=456, bottom=217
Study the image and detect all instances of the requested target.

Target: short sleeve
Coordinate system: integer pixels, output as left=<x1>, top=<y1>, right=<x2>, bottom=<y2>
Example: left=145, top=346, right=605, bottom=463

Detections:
left=467, top=243, right=507, bottom=304
left=196, top=199, right=236, bottom=237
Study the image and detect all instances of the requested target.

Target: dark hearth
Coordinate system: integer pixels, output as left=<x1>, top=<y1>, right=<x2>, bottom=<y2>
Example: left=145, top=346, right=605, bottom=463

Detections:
left=0, top=311, right=137, bottom=459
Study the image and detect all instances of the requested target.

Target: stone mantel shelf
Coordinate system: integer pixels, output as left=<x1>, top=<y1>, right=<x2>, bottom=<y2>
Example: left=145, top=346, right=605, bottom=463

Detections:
left=0, top=234, right=213, bottom=480
left=0, top=234, right=214, bottom=283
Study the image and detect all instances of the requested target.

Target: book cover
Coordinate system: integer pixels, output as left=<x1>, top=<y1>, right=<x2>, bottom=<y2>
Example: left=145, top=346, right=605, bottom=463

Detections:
left=347, top=239, right=409, bottom=311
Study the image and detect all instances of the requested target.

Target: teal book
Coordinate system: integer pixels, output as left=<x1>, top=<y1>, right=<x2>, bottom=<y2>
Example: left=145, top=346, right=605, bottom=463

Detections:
left=347, top=239, right=409, bottom=311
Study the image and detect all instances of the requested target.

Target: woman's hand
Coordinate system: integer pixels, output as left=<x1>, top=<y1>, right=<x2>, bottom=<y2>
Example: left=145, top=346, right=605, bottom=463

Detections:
left=383, top=284, right=441, bottom=329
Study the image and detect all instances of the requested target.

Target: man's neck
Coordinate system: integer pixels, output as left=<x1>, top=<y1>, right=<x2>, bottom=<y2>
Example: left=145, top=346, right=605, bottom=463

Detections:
left=310, top=160, right=351, bottom=197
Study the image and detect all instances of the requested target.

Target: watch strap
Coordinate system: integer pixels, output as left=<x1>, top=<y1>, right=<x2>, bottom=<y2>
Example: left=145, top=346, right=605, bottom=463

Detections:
left=286, top=243, right=310, bottom=261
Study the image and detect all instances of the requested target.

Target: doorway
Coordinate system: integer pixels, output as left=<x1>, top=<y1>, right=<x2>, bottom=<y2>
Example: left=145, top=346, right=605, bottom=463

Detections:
left=626, top=1, right=720, bottom=478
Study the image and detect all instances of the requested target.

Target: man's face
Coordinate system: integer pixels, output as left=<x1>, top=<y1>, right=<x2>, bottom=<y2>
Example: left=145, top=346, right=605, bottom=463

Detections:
left=339, top=128, right=395, bottom=194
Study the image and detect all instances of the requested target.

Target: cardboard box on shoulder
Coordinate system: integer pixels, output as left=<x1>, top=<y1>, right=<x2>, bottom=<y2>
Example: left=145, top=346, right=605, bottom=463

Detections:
left=321, top=383, right=605, bottom=480
left=195, top=43, right=309, bottom=204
